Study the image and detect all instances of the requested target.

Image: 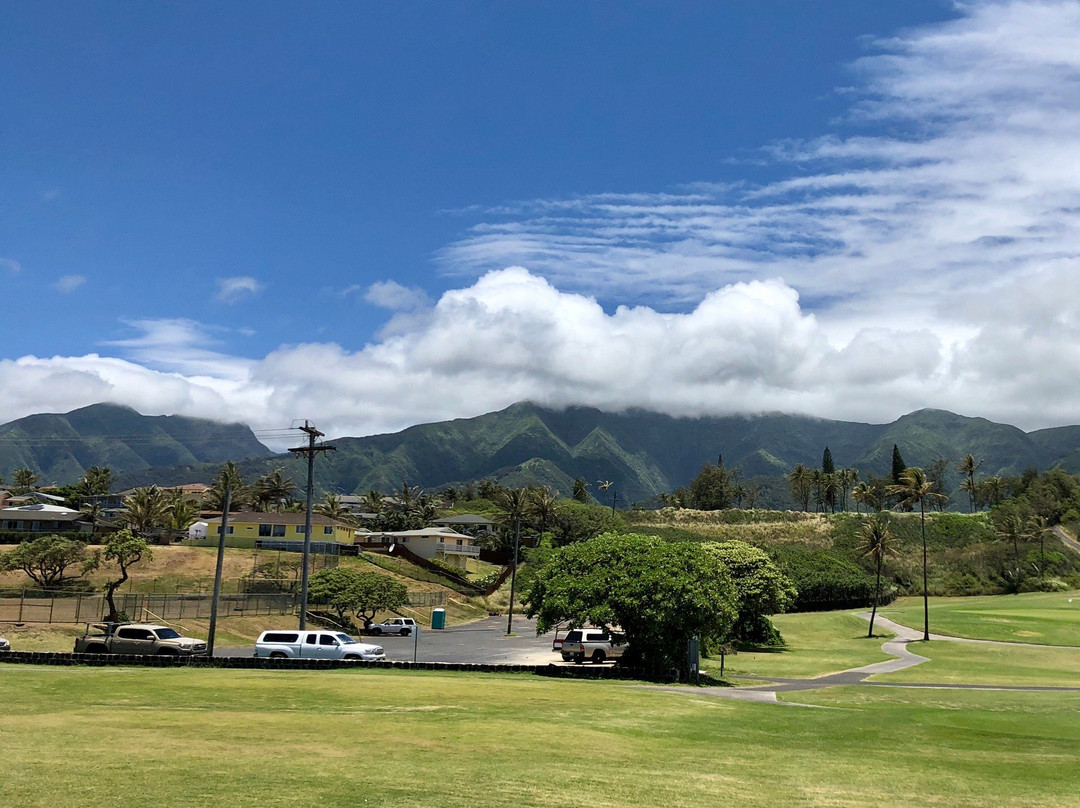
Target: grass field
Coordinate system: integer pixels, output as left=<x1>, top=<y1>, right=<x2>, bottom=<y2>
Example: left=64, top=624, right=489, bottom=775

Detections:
left=881, top=591, right=1080, bottom=646
left=703, top=610, right=893, bottom=679
left=2, top=665, right=1078, bottom=808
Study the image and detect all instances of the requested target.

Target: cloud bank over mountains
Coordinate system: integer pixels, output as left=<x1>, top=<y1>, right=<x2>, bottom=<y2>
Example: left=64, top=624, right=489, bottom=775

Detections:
left=5, top=1, right=1080, bottom=444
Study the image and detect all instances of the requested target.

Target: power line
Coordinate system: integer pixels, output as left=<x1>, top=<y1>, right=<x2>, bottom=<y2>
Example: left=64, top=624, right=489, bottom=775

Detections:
left=288, top=421, right=335, bottom=631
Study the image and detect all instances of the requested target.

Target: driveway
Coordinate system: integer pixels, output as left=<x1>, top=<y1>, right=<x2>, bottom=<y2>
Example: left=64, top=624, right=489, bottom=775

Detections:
left=218, top=615, right=571, bottom=665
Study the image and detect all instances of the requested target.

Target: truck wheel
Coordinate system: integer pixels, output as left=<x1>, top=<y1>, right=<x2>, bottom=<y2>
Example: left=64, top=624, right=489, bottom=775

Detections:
left=86, top=644, right=108, bottom=654
left=269, top=651, right=288, bottom=659
left=370, top=627, right=382, bottom=636
left=592, top=650, right=606, bottom=664
left=400, top=628, right=411, bottom=637
left=344, top=654, right=360, bottom=660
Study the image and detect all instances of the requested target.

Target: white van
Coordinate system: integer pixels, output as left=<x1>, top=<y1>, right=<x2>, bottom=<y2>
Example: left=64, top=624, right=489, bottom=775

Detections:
left=255, top=630, right=387, bottom=661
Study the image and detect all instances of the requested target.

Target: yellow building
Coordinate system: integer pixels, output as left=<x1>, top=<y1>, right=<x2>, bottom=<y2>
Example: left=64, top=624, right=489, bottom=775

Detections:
left=200, top=512, right=356, bottom=545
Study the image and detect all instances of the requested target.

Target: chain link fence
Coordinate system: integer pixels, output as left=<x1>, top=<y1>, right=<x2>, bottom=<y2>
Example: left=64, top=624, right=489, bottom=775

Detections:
left=0, top=588, right=445, bottom=624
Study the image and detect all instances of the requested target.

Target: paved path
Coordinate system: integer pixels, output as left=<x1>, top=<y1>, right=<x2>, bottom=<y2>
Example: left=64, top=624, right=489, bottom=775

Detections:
left=1054, top=525, right=1080, bottom=557
left=650, top=612, right=1080, bottom=706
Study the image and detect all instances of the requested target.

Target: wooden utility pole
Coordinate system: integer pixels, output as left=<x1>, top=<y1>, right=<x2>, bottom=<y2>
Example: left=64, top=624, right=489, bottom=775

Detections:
left=288, top=421, right=335, bottom=630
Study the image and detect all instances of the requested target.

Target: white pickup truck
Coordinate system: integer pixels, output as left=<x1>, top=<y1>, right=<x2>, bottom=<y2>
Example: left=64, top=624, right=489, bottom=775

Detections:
left=559, top=628, right=626, bottom=664
left=255, top=630, right=386, bottom=661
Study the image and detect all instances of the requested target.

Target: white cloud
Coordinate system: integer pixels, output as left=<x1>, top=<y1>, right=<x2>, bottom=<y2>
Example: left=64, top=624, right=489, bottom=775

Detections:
left=363, top=280, right=431, bottom=311
left=214, top=276, right=263, bottom=304
left=52, top=275, right=86, bottom=293
left=1, top=258, right=22, bottom=274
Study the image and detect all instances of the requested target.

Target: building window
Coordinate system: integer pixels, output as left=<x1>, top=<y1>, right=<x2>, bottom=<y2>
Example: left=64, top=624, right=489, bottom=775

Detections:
left=295, top=525, right=306, bottom=535
left=323, top=526, right=334, bottom=535
left=258, top=524, right=272, bottom=537
left=456, top=539, right=463, bottom=546
left=272, top=524, right=286, bottom=537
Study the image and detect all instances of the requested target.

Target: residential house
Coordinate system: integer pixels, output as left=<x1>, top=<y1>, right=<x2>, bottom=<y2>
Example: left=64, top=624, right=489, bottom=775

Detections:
left=0, top=503, right=92, bottom=534
left=358, top=526, right=480, bottom=569
left=199, top=512, right=356, bottom=545
left=430, top=513, right=497, bottom=537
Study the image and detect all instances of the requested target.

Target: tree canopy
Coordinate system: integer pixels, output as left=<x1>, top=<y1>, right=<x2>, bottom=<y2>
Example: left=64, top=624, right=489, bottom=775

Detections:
left=700, top=541, right=796, bottom=645
left=0, top=534, right=90, bottom=588
left=308, top=567, right=409, bottom=628
left=526, top=532, right=738, bottom=673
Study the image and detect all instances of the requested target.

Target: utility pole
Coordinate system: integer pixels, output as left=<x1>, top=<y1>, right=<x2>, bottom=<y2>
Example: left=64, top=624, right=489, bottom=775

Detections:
left=288, top=421, right=335, bottom=630
left=505, top=517, right=521, bottom=636
left=206, top=487, right=232, bottom=658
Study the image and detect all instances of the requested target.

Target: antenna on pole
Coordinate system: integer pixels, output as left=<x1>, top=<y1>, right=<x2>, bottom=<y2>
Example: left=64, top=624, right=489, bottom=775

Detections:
left=288, top=421, right=335, bottom=630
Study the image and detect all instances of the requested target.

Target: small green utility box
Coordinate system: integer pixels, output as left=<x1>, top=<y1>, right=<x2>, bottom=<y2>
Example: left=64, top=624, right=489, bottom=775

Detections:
left=431, top=608, right=446, bottom=630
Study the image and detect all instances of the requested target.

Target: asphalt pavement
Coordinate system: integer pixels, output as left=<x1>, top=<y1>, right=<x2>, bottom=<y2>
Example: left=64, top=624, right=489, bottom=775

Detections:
left=218, top=614, right=573, bottom=665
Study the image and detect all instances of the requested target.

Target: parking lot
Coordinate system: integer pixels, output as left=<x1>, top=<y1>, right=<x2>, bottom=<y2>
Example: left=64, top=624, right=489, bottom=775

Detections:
left=219, top=615, right=574, bottom=665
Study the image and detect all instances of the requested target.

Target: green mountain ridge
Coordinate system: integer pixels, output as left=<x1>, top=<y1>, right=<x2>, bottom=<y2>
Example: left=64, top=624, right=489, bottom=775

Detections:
left=6, top=402, right=1080, bottom=506
left=0, top=403, right=273, bottom=485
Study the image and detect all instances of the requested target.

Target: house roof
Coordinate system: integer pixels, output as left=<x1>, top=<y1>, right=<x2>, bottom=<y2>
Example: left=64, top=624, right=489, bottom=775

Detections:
left=432, top=514, right=496, bottom=526
left=1, top=505, right=88, bottom=522
left=371, top=527, right=475, bottom=541
left=201, top=511, right=354, bottom=528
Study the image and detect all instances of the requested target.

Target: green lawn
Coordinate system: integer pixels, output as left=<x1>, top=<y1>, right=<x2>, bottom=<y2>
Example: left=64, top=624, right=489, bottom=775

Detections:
left=881, top=591, right=1080, bottom=645
left=869, top=639, right=1080, bottom=686
left=3, top=665, right=1079, bottom=807
left=705, top=610, right=893, bottom=680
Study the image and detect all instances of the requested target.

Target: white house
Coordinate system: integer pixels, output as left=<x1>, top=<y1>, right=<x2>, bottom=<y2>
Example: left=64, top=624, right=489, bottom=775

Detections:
left=357, top=527, right=481, bottom=569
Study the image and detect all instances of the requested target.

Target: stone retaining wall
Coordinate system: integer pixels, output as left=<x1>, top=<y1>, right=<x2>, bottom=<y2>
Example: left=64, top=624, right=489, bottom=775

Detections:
left=0, top=651, right=675, bottom=681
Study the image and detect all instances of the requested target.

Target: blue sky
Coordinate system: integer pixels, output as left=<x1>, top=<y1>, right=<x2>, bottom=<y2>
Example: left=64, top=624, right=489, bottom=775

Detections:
left=4, top=1, right=1080, bottom=444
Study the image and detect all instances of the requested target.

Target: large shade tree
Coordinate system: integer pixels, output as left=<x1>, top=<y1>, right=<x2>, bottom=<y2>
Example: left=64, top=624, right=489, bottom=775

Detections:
left=0, top=534, right=90, bottom=588
left=308, top=567, right=409, bottom=629
left=700, top=541, right=796, bottom=645
left=526, top=532, right=738, bottom=674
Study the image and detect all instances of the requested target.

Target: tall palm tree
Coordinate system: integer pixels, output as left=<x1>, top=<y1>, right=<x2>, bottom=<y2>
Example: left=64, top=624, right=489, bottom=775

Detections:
left=78, top=465, right=114, bottom=496
left=165, top=491, right=201, bottom=541
left=120, top=486, right=169, bottom=539
left=315, top=492, right=353, bottom=523
left=957, top=454, right=982, bottom=513
left=858, top=514, right=899, bottom=637
left=851, top=481, right=876, bottom=514
left=888, top=467, right=948, bottom=641
left=360, top=490, right=385, bottom=515
left=79, top=501, right=105, bottom=535
left=981, top=476, right=1006, bottom=508
left=253, top=468, right=297, bottom=512
left=838, top=468, right=859, bottom=511
left=528, top=487, right=559, bottom=536
left=991, top=505, right=1044, bottom=594
left=207, top=462, right=250, bottom=511
left=12, top=467, right=38, bottom=494
left=789, top=463, right=812, bottom=511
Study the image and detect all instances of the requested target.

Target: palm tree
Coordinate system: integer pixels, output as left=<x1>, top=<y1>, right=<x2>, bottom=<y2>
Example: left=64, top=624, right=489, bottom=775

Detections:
left=164, top=491, right=201, bottom=542
left=991, top=505, right=1044, bottom=594
left=858, top=514, right=899, bottom=638
left=79, top=501, right=106, bottom=535
left=253, top=468, right=296, bottom=512
left=360, top=490, right=385, bottom=515
left=957, top=454, right=982, bottom=513
left=12, top=467, right=38, bottom=494
left=207, top=462, right=250, bottom=511
left=838, top=468, right=859, bottom=511
left=120, top=486, right=169, bottom=540
left=888, top=467, right=948, bottom=641
left=851, top=481, right=876, bottom=514
left=789, top=464, right=812, bottom=511
left=315, top=492, right=353, bottom=523
left=78, top=465, right=114, bottom=496
left=528, top=487, right=559, bottom=535
left=981, top=476, right=1006, bottom=508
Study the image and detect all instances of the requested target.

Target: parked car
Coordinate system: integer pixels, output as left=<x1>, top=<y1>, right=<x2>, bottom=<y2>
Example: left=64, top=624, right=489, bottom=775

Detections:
left=255, top=630, right=387, bottom=661
left=560, top=628, right=626, bottom=664
left=73, top=622, right=207, bottom=656
left=0, top=636, right=9, bottom=652
left=367, top=617, right=416, bottom=636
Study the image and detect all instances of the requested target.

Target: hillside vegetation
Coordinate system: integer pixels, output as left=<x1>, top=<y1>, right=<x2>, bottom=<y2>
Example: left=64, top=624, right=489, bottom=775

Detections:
left=626, top=508, right=1080, bottom=608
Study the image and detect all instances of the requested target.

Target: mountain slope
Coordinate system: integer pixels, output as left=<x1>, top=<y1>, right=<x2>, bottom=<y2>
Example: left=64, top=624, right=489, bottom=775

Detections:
left=0, top=403, right=273, bottom=484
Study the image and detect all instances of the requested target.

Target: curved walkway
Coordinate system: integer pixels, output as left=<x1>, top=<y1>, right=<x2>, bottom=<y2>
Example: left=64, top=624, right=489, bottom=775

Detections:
left=648, top=612, right=1080, bottom=706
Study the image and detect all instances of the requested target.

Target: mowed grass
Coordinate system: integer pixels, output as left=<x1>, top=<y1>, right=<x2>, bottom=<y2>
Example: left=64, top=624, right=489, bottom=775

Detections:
left=870, top=639, right=1080, bottom=686
left=881, top=591, right=1080, bottom=645
left=3, top=665, right=1080, bottom=808
left=704, top=610, right=893, bottom=680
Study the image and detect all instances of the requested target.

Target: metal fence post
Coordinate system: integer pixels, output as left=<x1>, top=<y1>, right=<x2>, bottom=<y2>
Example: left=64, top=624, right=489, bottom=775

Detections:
left=18, top=590, right=24, bottom=622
